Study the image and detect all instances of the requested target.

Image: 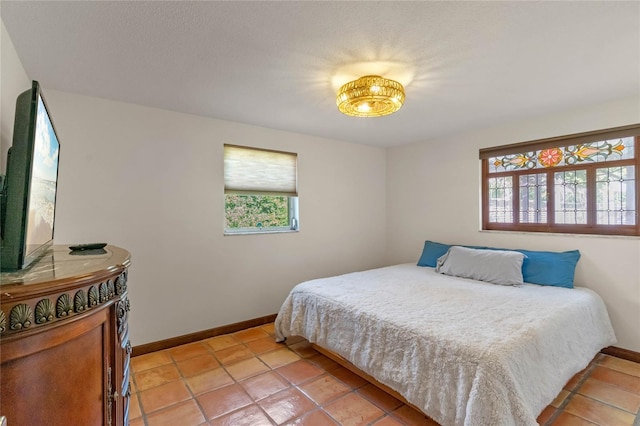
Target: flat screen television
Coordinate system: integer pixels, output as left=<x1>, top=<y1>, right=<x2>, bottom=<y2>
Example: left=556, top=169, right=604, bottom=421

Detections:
left=1, top=81, right=60, bottom=271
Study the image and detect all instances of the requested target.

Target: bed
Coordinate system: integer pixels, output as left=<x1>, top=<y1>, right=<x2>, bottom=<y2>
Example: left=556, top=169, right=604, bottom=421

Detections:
left=274, top=259, right=616, bottom=426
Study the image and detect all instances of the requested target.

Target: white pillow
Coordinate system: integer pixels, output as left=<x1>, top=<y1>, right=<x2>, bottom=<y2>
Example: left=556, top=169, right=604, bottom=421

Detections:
left=435, top=246, right=525, bottom=286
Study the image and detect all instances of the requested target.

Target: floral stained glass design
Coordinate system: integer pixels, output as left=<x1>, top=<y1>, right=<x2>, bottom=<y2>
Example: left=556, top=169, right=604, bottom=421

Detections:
left=538, top=148, right=563, bottom=168
left=488, top=138, right=634, bottom=173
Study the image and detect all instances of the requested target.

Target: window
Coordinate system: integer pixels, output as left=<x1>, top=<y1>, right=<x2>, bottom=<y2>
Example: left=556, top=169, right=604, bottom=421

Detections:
left=480, top=124, right=640, bottom=236
left=224, top=144, right=298, bottom=234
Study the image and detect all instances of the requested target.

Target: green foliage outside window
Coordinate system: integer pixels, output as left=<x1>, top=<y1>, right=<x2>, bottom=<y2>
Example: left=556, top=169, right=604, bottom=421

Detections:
left=225, top=194, right=289, bottom=229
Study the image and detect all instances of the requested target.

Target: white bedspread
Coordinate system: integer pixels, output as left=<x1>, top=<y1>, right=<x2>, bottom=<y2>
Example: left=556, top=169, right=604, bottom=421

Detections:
left=275, top=264, right=616, bottom=426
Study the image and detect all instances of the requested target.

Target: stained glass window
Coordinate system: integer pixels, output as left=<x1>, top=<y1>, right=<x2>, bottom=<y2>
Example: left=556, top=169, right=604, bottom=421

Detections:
left=481, top=125, right=640, bottom=236
left=488, top=138, right=634, bottom=173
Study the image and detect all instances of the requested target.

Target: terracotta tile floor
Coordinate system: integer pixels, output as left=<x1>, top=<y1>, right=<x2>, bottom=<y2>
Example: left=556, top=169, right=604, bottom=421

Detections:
left=130, top=323, right=640, bottom=425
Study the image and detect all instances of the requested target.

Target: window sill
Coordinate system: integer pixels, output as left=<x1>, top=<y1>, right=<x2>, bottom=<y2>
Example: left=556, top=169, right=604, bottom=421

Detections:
left=224, top=228, right=299, bottom=236
left=479, top=229, right=640, bottom=240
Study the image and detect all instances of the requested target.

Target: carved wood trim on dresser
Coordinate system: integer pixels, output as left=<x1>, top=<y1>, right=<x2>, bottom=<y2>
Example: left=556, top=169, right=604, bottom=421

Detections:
left=0, top=245, right=131, bottom=426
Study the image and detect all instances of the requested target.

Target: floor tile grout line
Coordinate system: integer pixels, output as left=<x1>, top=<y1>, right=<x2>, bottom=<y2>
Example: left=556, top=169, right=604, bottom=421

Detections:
left=576, top=375, right=640, bottom=415
left=243, top=336, right=390, bottom=425
left=141, top=349, right=208, bottom=424
left=173, top=352, right=211, bottom=425
left=179, top=326, right=295, bottom=424
left=134, top=324, right=640, bottom=426
left=133, top=325, right=276, bottom=424
left=543, top=357, right=640, bottom=426
left=134, top=331, right=279, bottom=389
left=598, top=354, right=640, bottom=379
left=573, top=392, right=640, bottom=422
left=136, top=350, right=428, bottom=426
left=134, top=329, right=316, bottom=422
left=129, top=368, right=150, bottom=425
left=189, top=353, right=280, bottom=425
left=186, top=342, right=260, bottom=422
left=596, top=354, right=640, bottom=383
left=202, top=329, right=266, bottom=423
left=238, top=325, right=283, bottom=426
left=130, top=334, right=203, bottom=422
left=258, top=357, right=324, bottom=425
left=258, top=349, right=374, bottom=425
left=292, top=385, right=409, bottom=426
left=250, top=353, right=319, bottom=425
left=543, top=361, right=599, bottom=426
left=137, top=337, right=413, bottom=425
left=575, top=358, right=640, bottom=417
left=293, top=372, right=350, bottom=407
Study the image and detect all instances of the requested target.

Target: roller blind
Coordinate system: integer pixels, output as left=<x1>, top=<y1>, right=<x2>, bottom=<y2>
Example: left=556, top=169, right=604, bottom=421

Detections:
left=224, top=144, right=298, bottom=196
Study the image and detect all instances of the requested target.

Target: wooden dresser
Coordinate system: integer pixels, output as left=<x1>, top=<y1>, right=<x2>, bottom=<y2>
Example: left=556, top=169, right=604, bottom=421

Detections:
left=0, top=245, right=131, bottom=426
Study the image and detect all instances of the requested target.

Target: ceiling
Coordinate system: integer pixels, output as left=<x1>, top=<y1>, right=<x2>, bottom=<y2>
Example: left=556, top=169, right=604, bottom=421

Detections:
left=2, top=1, right=639, bottom=148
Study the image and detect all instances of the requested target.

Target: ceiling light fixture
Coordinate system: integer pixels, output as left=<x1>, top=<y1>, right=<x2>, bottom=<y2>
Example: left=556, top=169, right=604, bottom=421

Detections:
left=336, top=75, right=405, bottom=117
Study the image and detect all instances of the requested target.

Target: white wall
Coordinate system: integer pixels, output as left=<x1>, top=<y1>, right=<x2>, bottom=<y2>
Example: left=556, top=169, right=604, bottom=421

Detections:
left=386, top=96, right=640, bottom=352
left=0, top=19, right=30, bottom=172
left=42, top=90, right=387, bottom=345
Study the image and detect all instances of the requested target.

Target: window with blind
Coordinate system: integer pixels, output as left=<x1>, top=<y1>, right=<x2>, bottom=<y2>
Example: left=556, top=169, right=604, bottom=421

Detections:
left=224, top=144, right=298, bottom=234
left=480, top=124, right=640, bottom=236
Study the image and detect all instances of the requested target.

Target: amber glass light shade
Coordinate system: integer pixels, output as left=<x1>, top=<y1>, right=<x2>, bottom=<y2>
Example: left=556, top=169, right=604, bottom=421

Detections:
left=336, top=75, right=405, bottom=117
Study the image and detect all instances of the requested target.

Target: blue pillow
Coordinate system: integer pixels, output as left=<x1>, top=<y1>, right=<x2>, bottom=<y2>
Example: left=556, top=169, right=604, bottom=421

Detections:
left=417, top=240, right=580, bottom=288
left=516, top=249, right=580, bottom=289
left=417, top=241, right=451, bottom=267
left=417, top=240, right=487, bottom=267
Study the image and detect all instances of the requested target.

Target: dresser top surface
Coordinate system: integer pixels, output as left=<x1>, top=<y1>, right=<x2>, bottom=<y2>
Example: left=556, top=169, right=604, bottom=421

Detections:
left=0, top=245, right=130, bottom=288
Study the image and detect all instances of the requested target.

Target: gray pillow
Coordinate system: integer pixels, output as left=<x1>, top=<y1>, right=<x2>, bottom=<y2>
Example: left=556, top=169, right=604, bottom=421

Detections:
left=435, top=246, right=525, bottom=286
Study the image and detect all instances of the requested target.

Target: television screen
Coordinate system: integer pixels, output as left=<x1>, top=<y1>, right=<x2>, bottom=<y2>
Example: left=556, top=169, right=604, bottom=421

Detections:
left=24, top=95, right=59, bottom=256
left=1, top=81, right=60, bottom=271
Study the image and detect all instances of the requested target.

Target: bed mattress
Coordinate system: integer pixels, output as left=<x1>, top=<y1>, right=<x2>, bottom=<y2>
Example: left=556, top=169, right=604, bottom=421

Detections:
left=275, top=264, right=616, bottom=426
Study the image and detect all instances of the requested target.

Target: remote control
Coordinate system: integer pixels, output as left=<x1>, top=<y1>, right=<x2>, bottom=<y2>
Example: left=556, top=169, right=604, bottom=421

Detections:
left=69, top=243, right=107, bottom=251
